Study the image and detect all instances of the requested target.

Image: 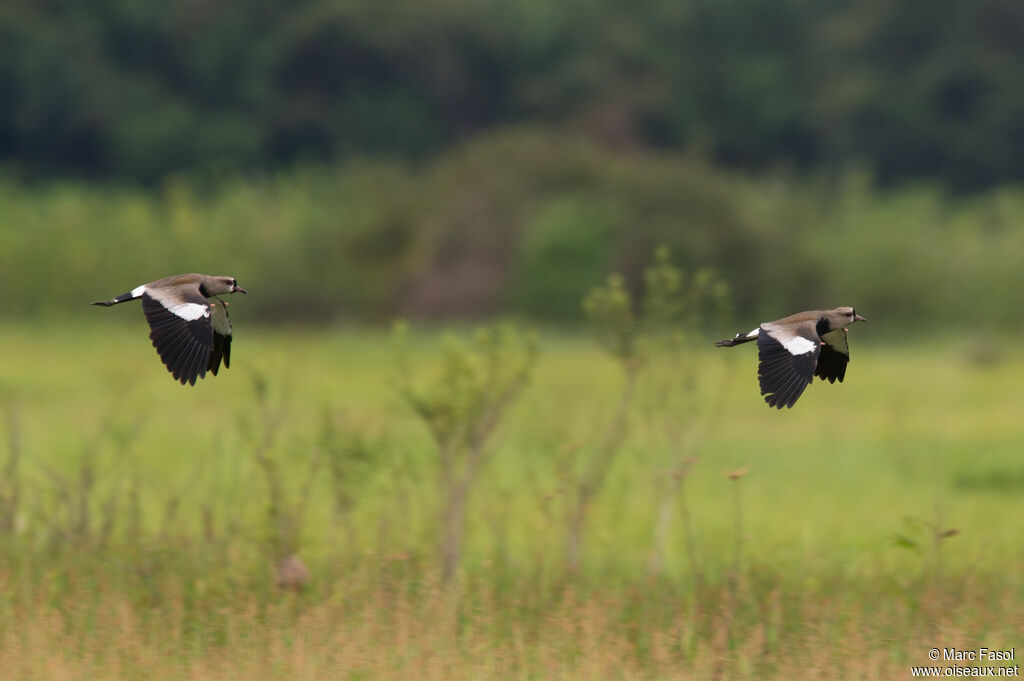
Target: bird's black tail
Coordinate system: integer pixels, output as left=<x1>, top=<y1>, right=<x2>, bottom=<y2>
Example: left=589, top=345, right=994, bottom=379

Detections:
left=92, top=290, right=141, bottom=307
left=714, top=333, right=757, bottom=348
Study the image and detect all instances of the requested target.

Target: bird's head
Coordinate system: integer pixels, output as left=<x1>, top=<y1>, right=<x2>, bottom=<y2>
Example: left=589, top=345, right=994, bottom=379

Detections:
left=830, top=306, right=866, bottom=330
left=213, top=276, right=247, bottom=295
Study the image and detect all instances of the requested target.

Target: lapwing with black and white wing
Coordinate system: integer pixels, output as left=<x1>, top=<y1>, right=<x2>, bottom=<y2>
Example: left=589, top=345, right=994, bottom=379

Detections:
left=715, top=307, right=867, bottom=409
left=93, top=273, right=247, bottom=385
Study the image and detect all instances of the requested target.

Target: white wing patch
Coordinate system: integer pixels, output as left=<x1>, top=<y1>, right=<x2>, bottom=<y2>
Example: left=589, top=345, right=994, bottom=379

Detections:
left=781, top=335, right=817, bottom=356
left=167, top=301, right=210, bottom=321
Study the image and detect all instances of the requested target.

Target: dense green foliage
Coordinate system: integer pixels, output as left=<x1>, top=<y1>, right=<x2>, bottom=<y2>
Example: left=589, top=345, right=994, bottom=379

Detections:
left=3, top=0, right=1024, bottom=188
left=4, top=130, right=1024, bottom=324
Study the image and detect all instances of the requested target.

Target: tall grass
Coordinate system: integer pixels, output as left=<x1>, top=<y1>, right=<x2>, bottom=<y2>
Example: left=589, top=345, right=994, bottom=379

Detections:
left=0, top=322, right=1022, bottom=678
left=1, top=571, right=1017, bottom=680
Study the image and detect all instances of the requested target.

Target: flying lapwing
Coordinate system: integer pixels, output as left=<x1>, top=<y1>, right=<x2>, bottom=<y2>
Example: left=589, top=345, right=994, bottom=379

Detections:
left=93, top=274, right=247, bottom=385
left=715, top=307, right=867, bottom=408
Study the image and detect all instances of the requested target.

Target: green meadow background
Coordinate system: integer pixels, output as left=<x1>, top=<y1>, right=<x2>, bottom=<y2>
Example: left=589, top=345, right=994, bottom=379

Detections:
left=3, top=1, right=1024, bottom=678
left=1, top=317, right=1022, bottom=679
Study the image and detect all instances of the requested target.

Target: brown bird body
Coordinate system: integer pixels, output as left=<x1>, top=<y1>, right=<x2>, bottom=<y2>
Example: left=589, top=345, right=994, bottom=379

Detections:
left=92, top=273, right=247, bottom=385
left=716, top=307, right=867, bottom=408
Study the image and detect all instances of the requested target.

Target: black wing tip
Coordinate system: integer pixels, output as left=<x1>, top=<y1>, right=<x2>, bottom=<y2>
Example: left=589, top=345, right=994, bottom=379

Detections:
left=761, top=388, right=804, bottom=409
left=171, top=363, right=207, bottom=386
left=207, top=332, right=232, bottom=376
left=175, top=375, right=198, bottom=386
left=151, top=331, right=213, bottom=386
left=208, top=352, right=224, bottom=376
left=759, top=367, right=811, bottom=408
left=814, top=344, right=850, bottom=385
left=762, top=389, right=793, bottom=408
left=160, top=344, right=213, bottom=385
left=207, top=354, right=227, bottom=376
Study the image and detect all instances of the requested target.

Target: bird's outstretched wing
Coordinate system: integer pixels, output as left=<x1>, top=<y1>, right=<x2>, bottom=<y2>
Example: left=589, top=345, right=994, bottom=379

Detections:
left=207, top=298, right=232, bottom=376
left=814, top=329, right=850, bottom=383
left=141, top=284, right=213, bottom=386
left=757, top=326, right=820, bottom=409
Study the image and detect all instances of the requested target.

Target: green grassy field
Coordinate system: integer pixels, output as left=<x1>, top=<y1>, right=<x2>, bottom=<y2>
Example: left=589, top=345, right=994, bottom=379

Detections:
left=1, top=322, right=1022, bottom=680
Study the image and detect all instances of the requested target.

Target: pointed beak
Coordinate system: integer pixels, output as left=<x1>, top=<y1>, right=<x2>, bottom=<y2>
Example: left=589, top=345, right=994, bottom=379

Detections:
left=854, top=313, right=867, bottom=322
left=234, top=285, right=247, bottom=294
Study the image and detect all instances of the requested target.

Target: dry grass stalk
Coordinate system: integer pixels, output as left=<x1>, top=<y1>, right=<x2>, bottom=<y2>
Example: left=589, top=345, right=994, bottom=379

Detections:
left=0, top=573, right=1013, bottom=681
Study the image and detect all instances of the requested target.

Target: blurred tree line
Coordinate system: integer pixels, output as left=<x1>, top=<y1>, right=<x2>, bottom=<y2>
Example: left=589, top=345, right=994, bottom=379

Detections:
left=3, top=0, right=1024, bottom=189
left=4, top=129, right=1024, bottom=326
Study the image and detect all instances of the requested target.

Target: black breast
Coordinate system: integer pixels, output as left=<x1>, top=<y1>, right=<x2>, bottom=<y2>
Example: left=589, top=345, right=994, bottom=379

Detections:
left=815, top=317, right=830, bottom=338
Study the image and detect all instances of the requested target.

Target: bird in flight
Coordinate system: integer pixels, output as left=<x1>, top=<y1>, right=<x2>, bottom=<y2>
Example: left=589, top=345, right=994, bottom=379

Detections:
left=715, top=307, right=867, bottom=408
left=93, top=273, right=247, bottom=385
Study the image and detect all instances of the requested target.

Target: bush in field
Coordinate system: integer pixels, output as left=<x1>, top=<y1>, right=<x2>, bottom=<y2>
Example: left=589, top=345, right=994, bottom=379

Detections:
left=393, top=322, right=538, bottom=584
left=563, top=246, right=729, bottom=572
left=637, top=247, right=731, bottom=578
left=239, top=374, right=322, bottom=584
left=320, top=410, right=383, bottom=560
